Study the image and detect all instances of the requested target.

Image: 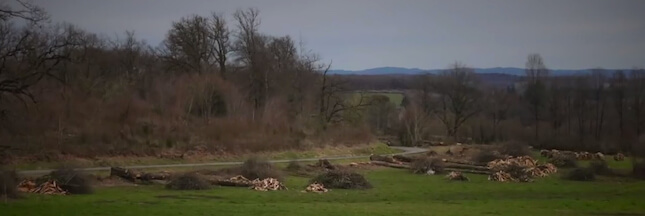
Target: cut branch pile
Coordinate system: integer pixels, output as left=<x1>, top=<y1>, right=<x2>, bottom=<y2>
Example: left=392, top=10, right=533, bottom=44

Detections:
left=17, top=179, right=36, bottom=192
left=29, top=180, right=68, bottom=195
left=445, top=171, right=469, bottom=181
left=302, top=183, right=328, bottom=193
left=487, top=156, right=557, bottom=182
left=250, top=178, right=287, bottom=191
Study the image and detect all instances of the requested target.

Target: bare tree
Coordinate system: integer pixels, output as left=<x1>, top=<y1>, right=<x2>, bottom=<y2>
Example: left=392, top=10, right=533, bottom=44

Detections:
left=0, top=0, right=47, bottom=23
left=433, top=62, right=481, bottom=140
left=318, top=64, right=371, bottom=127
left=208, top=13, right=230, bottom=79
left=610, top=70, right=627, bottom=149
left=524, top=53, right=549, bottom=142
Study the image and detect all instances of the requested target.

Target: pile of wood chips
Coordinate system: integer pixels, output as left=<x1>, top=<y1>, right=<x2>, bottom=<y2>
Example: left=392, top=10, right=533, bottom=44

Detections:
left=445, top=171, right=469, bottom=181
left=302, top=183, right=328, bottom=193
left=250, top=178, right=287, bottom=191
left=21, top=180, right=69, bottom=195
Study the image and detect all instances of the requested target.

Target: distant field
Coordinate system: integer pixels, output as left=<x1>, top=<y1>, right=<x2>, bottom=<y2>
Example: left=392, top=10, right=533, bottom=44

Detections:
left=351, top=91, right=405, bottom=107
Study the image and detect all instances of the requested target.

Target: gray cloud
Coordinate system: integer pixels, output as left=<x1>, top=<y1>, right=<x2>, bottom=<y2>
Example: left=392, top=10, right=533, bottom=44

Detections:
left=23, top=0, right=645, bottom=70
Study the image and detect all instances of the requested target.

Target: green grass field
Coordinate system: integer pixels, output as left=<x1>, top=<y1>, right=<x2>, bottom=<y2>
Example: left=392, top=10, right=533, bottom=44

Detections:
left=3, top=167, right=644, bottom=216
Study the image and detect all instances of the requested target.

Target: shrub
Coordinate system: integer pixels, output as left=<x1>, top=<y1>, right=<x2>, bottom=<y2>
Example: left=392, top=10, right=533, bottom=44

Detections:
left=633, top=161, right=645, bottom=179
left=549, top=155, right=578, bottom=168
left=473, top=150, right=504, bottom=163
left=0, top=169, right=18, bottom=199
left=240, top=158, right=283, bottom=180
left=563, top=167, right=595, bottom=181
left=286, top=160, right=302, bottom=172
left=48, top=168, right=94, bottom=194
left=589, top=160, right=613, bottom=176
left=311, top=170, right=372, bottom=189
left=497, top=141, right=532, bottom=157
left=166, top=173, right=210, bottom=190
left=410, top=157, right=445, bottom=174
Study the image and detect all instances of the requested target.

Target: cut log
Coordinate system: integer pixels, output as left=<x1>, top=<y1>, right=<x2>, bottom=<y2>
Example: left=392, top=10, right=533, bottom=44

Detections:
left=444, top=168, right=492, bottom=175
left=110, top=167, right=142, bottom=182
left=370, top=155, right=398, bottom=164
left=393, top=155, right=414, bottom=163
left=213, top=180, right=253, bottom=187
left=443, top=159, right=487, bottom=166
left=444, top=163, right=491, bottom=172
left=141, top=172, right=171, bottom=181
left=370, top=161, right=410, bottom=169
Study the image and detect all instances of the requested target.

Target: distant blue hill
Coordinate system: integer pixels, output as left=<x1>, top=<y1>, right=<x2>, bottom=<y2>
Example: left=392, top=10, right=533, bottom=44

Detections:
left=329, top=67, right=618, bottom=76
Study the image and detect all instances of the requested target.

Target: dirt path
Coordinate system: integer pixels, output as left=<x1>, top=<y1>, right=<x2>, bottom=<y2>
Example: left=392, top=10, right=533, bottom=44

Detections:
left=17, top=146, right=427, bottom=176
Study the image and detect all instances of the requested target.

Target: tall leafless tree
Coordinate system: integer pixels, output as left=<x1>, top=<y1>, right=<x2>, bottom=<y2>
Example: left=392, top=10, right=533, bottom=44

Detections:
left=433, top=62, right=481, bottom=140
left=524, top=53, right=549, bottom=142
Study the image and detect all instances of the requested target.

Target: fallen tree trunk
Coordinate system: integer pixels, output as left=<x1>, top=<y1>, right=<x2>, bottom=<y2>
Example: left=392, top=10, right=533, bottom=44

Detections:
left=110, top=167, right=141, bottom=182
left=444, top=168, right=492, bottom=175
left=213, top=180, right=253, bottom=187
left=443, top=159, right=486, bottom=167
left=444, top=163, right=491, bottom=172
left=393, top=155, right=414, bottom=163
left=370, top=155, right=399, bottom=164
left=370, top=161, right=409, bottom=169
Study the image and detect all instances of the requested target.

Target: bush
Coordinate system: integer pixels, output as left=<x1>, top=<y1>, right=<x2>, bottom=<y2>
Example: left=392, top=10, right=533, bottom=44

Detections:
left=549, top=155, right=578, bottom=168
left=286, top=160, right=302, bottom=172
left=473, top=150, right=504, bottom=163
left=0, top=169, right=18, bottom=199
left=166, top=173, right=210, bottom=190
left=410, top=157, right=445, bottom=174
left=48, top=168, right=93, bottom=194
left=240, top=158, right=283, bottom=180
left=633, top=161, right=645, bottom=179
left=589, top=160, right=613, bottom=176
left=563, top=167, right=595, bottom=181
left=497, top=141, right=532, bottom=157
left=311, top=170, right=372, bottom=189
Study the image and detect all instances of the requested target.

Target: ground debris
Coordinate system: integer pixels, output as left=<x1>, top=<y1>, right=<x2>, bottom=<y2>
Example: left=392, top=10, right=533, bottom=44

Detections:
left=17, top=179, right=36, bottom=192
left=29, top=180, right=68, bottom=195
left=250, top=178, right=287, bottom=191
left=302, top=183, right=329, bottom=193
left=445, top=171, right=469, bottom=181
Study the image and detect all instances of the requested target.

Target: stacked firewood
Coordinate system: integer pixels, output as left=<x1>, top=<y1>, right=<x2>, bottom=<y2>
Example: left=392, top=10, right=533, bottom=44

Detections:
left=445, top=171, right=469, bottom=181
left=542, top=149, right=622, bottom=161
left=29, top=180, right=68, bottom=195
left=250, top=178, right=287, bottom=191
left=303, top=183, right=328, bottom=193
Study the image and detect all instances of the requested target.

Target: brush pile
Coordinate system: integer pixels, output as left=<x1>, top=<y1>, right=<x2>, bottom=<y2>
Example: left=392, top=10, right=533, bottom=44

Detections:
left=445, top=171, right=469, bottom=181
left=302, top=183, right=328, bottom=193
left=28, top=180, right=68, bottom=195
left=250, top=178, right=287, bottom=191
left=487, top=156, right=557, bottom=182
left=17, top=179, right=36, bottom=192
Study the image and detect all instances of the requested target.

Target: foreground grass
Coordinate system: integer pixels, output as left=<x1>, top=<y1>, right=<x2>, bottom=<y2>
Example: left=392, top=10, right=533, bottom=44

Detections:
left=11, top=143, right=399, bottom=170
left=3, top=168, right=644, bottom=216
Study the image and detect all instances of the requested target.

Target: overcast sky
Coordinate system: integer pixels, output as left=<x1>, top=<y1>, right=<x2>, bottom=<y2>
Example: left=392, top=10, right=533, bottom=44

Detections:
left=21, top=0, right=645, bottom=70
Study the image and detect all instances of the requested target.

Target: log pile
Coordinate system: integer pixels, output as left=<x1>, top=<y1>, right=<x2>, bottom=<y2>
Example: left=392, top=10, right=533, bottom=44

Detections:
left=110, top=167, right=171, bottom=183
left=393, top=155, right=414, bottom=163
left=487, top=156, right=538, bottom=171
left=250, top=178, right=287, bottom=191
left=302, top=183, right=328, bottom=193
left=445, top=171, right=469, bottom=181
left=369, top=155, right=400, bottom=164
left=29, top=180, right=68, bottom=195
left=488, top=171, right=514, bottom=182
left=213, top=175, right=253, bottom=187
left=17, top=179, right=36, bottom=192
